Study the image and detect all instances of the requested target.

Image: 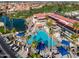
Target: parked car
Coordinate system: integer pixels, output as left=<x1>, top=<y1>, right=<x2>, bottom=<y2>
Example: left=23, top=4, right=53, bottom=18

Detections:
left=11, top=44, right=20, bottom=52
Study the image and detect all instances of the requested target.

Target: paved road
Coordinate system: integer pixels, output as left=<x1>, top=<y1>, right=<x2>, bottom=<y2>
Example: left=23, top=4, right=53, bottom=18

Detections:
left=0, top=44, right=10, bottom=58
left=0, top=36, right=17, bottom=58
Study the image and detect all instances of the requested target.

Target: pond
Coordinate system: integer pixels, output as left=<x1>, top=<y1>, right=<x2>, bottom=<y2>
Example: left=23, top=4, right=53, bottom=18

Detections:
left=1, top=16, right=27, bottom=31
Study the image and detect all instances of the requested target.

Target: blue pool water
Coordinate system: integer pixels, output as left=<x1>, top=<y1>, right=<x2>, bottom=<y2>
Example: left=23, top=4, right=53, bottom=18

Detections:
left=27, top=30, right=57, bottom=47
left=16, top=32, right=25, bottom=36
left=1, top=16, right=26, bottom=31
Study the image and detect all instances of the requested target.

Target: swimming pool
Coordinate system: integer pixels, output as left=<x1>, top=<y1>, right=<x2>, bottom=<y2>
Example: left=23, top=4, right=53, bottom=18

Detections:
left=27, top=30, right=57, bottom=47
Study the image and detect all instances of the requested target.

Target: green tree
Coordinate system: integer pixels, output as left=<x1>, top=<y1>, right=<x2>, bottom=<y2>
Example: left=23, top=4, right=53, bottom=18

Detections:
left=32, top=41, right=38, bottom=48
left=31, top=53, right=40, bottom=58
left=0, top=27, right=5, bottom=34
left=11, top=28, right=16, bottom=33
left=46, top=18, right=55, bottom=27
left=29, top=7, right=33, bottom=16
left=73, top=22, right=79, bottom=34
left=70, top=34, right=79, bottom=41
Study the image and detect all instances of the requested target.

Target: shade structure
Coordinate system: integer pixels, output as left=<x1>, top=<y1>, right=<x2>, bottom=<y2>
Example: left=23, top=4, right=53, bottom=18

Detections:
left=57, top=46, right=69, bottom=56
left=61, top=40, right=70, bottom=46
left=16, top=32, right=25, bottom=37
left=36, top=42, right=46, bottom=50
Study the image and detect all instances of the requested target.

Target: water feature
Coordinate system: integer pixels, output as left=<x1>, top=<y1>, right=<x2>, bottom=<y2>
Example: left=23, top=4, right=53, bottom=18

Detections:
left=1, top=16, right=27, bottom=31
left=27, top=29, right=57, bottom=48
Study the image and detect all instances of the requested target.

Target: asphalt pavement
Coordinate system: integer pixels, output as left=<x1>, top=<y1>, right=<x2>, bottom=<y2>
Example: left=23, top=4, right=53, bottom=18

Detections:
left=0, top=36, right=17, bottom=58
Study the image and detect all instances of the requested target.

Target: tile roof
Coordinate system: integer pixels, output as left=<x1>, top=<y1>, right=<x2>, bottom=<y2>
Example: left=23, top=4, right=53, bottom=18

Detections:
left=48, top=13, right=79, bottom=30
left=49, top=13, right=78, bottom=23
left=34, top=13, right=46, bottom=19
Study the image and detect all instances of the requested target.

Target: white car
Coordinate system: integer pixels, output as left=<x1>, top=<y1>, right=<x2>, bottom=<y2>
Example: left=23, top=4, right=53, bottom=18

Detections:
left=9, top=43, right=14, bottom=47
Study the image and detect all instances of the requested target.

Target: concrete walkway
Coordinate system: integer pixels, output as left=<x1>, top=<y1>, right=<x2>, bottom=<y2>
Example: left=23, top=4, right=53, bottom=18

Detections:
left=17, top=47, right=28, bottom=58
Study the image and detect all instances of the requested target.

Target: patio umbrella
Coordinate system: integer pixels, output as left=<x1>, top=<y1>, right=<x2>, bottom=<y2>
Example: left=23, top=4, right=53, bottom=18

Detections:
left=57, top=46, right=69, bottom=56
left=61, top=40, right=70, bottom=46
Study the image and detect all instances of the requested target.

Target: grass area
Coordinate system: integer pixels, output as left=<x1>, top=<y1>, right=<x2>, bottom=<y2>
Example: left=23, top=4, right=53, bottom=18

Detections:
left=0, top=27, right=11, bottom=34
left=0, top=27, right=4, bottom=33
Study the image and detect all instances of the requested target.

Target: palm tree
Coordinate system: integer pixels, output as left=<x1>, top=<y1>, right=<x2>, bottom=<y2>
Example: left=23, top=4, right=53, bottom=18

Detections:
left=46, top=16, right=53, bottom=27
left=11, top=28, right=16, bottom=33
left=70, top=34, right=79, bottom=42
left=32, top=41, right=37, bottom=48
left=29, top=6, right=33, bottom=16
left=73, top=22, right=79, bottom=34
left=31, top=53, right=40, bottom=58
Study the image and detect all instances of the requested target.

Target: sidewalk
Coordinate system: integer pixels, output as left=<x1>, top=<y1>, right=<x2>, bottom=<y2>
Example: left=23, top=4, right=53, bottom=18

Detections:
left=17, top=47, right=28, bottom=58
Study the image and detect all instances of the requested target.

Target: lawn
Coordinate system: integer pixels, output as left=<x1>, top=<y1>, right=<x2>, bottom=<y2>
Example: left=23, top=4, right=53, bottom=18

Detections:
left=0, top=27, right=4, bottom=33
left=0, top=27, right=11, bottom=34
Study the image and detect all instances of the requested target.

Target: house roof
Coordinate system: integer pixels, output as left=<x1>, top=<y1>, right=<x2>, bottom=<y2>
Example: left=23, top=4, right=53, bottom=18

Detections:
left=36, top=24, right=43, bottom=27
left=34, top=13, right=79, bottom=30
left=34, top=13, right=46, bottom=19
left=48, top=13, right=79, bottom=30
left=49, top=13, right=78, bottom=23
